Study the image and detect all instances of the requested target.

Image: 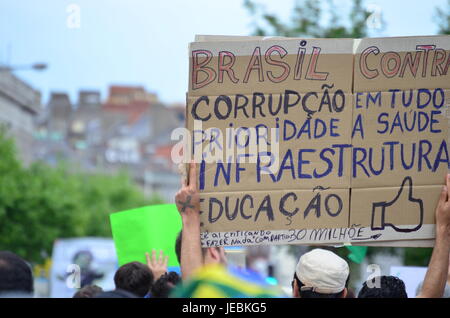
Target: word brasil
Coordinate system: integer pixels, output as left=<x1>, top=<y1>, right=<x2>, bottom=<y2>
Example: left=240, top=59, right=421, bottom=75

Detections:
left=192, top=43, right=330, bottom=89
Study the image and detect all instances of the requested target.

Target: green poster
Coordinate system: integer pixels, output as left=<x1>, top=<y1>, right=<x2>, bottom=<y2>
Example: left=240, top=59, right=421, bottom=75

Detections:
left=110, top=204, right=182, bottom=267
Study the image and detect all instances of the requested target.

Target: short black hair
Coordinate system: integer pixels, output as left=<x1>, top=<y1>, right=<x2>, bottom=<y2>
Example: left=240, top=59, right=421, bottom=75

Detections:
left=94, top=289, right=137, bottom=298
left=151, top=271, right=181, bottom=298
left=293, top=272, right=348, bottom=298
left=175, top=231, right=182, bottom=264
left=114, top=261, right=154, bottom=297
left=358, top=275, right=407, bottom=298
left=73, top=285, right=103, bottom=298
left=0, top=251, right=33, bottom=296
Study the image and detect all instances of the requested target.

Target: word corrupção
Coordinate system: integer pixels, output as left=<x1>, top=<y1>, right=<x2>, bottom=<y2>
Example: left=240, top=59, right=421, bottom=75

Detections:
left=191, top=88, right=346, bottom=122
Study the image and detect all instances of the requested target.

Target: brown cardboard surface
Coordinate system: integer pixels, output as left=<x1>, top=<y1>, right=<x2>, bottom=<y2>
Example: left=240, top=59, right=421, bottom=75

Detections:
left=354, top=36, right=450, bottom=92
left=350, top=184, right=440, bottom=237
left=186, top=35, right=450, bottom=247
left=351, top=239, right=435, bottom=248
left=188, top=38, right=354, bottom=96
left=186, top=92, right=353, bottom=191
left=351, top=89, right=450, bottom=188
left=199, top=189, right=350, bottom=233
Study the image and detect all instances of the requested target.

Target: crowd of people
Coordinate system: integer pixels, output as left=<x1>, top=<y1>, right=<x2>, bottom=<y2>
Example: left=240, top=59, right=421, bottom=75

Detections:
left=1, top=161, right=449, bottom=298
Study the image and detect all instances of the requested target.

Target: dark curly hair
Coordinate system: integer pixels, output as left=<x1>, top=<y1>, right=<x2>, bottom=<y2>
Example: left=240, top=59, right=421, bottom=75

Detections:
left=114, top=262, right=154, bottom=297
left=0, top=251, right=33, bottom=296
left=151, top=271, right=181, bottom=298
left=358, top=275, right=408, bottom=298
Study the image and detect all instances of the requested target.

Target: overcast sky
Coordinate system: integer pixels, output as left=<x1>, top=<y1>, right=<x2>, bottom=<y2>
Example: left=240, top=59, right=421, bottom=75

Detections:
left=0, top=0, right=447, bottom=105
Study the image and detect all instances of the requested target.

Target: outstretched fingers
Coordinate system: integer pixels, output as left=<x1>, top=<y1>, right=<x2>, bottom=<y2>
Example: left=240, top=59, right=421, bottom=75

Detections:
left=145, top=252, right=151, bottom=266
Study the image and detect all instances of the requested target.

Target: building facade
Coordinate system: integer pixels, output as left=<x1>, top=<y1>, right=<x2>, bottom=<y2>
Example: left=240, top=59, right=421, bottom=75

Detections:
left=0, top=70, right=41, bottom=165
left=36, top=85, right=184, bottom=202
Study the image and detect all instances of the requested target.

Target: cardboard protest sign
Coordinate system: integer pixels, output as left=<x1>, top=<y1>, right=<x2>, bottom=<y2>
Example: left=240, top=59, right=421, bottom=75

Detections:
left=351, top=36, right=450, bottom=243
left=110, top=204, right=182, bottom=267
left=185, top=35, right=450, bottom=247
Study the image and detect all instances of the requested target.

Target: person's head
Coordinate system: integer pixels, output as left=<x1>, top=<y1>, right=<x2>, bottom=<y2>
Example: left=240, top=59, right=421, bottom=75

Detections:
left=72, top=250, right=93, bottom=271
left=151, top=271, right=181, bottom=298
left=358, top=275, right=407, bottom=298
left=114, top=261, right=154, bottom=297
left=94, top=289, right=137, bottom=298
left=292, top=248, right=349, bottom=298
left=0, top=251, right=33, bottom=297
left=73, top=285, right=103, bottom=298
left=175, top=231, right=227, bottom=266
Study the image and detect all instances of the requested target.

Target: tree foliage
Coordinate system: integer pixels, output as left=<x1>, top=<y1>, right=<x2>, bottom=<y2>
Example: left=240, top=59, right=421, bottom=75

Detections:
left=244, top=0, right=374, bottom=38
left=435, top=0, right=450, bottom=35
left=0, top=129, right=163, bottom=263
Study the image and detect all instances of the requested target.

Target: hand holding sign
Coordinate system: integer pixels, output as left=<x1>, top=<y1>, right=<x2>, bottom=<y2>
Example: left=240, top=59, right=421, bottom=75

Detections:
left=175, top=161, right=203, bottom=280
left=371, top=176, right=424, bottom=233
left=175, top=161, right=200, bottom=223
left=435, top=174, right=450, bottom=241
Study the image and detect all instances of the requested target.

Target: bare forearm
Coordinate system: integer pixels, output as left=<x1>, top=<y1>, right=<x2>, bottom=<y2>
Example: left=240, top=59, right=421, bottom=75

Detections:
left=418, top=228, right=450, bottom=298
left=180, top=215, right=203, bottom=281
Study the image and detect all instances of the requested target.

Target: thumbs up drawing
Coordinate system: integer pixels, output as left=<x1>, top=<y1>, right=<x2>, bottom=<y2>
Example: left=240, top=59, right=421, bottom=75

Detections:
left=371, top=176, right=424, bottom=233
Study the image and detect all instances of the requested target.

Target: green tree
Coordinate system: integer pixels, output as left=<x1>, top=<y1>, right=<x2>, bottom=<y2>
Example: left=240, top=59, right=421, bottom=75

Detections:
left=435, top=0, right=450, bottom=35
left=0, top=129, right=163, bottom=263
left=244, top=0, right=377, bottom=38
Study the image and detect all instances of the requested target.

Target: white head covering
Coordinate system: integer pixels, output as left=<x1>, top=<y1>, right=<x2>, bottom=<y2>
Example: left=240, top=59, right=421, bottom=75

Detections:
left=295, top=248, right=349, bottom=294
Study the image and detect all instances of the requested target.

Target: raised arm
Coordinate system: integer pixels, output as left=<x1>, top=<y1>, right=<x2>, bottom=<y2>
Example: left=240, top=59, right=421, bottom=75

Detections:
left=175, top=161, right=203, bottom=281
left=417, top=174, right=450, bottom=298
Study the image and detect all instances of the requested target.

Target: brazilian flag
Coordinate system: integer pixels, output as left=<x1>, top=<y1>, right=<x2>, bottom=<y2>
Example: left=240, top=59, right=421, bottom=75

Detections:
left=171, top=264, right=283, bottom=298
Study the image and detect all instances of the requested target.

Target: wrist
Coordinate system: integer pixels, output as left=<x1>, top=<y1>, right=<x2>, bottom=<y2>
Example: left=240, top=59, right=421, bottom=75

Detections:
left=436, top=225, right=450, bottom=243
left=182, top=213, right=200, bottom=228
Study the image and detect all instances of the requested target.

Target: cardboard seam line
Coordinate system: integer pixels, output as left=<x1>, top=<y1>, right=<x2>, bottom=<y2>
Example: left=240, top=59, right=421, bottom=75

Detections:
left=200, top=188, right=350, bottom=195
left=348, top=187, right=352, bottom=228
left=186, top=92, right=354, bottom=98
left=353, top=87, right=450, bottom=94
left=187, top=87, right=450, bottom=98
left=188, top=50, right=355, bottom=55
left=199, top=183, right=445, bottom=194
left=186, top=90, right=353, bottom=98
left=200, top=181, right=445, bottom=194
